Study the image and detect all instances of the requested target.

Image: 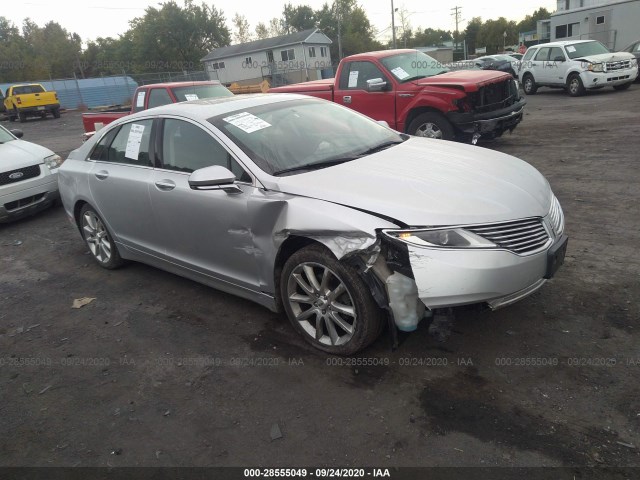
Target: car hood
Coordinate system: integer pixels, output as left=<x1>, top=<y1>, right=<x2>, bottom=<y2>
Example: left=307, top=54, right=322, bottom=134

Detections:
left=270, top=138, right=551, bottom=227
left=575, top=52, right=635, bottom=63
left=0, top=139, right=53, bottom=171
left=415, top=70, right=512, bottom=91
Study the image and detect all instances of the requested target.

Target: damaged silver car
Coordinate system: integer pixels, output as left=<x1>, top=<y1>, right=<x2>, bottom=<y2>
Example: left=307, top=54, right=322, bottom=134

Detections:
left=58, top=94, right=568, bottom=354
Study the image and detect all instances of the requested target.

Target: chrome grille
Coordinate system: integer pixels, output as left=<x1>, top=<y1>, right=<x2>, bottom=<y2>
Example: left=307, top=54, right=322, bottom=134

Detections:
left=0, top=165, right=41, bottom=186
left=606, top=60, right=630, bottom=71
left=467, top=218, right=550, bottom=254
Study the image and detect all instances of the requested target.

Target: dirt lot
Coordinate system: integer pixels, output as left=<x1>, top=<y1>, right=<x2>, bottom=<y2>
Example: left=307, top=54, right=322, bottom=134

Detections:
left=1, top=86, right=639, bottom=472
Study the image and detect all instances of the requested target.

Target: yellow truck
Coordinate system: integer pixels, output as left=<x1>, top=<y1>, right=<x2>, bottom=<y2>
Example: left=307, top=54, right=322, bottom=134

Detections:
left=3, top=84, right=61, bottom=123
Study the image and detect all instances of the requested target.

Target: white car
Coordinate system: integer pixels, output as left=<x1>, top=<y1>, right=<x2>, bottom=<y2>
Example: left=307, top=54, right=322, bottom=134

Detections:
left=0, top=125, right=61, bottom=222
left=519, top=40, right=638, bottom=96
left=58, top=95, right=568, bottom=354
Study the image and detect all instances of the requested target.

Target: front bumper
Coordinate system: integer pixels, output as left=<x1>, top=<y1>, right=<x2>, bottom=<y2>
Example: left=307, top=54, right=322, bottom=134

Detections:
left=582, top=67, right=638, bottom=88
left=408, top=235, right=567, bottom=310
left=447, top=97, right=526, bottom=137
left=0, top=176, right=59, bottom=223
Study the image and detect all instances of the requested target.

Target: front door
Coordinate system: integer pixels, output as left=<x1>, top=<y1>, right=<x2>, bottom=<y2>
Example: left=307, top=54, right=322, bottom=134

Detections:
left=334, top=60, right=396, bottom=128
left=148, top=118, right=260, bottom=290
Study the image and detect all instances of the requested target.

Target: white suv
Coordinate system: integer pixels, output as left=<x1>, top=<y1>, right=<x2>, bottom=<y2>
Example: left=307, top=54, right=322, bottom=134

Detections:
left=519, top=40, right=638, bottom=96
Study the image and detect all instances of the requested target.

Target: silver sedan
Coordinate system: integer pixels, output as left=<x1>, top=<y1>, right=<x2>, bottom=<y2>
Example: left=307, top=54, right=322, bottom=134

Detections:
left=58, top=94, right=567, bottom=354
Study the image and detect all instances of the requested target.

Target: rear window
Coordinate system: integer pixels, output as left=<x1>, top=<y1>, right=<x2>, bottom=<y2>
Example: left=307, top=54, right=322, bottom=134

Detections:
left=171, top=84, right=233, bottom=102
left=522, top=48, right=537, bottom=62
left=13, top=85, right=45, bottom=95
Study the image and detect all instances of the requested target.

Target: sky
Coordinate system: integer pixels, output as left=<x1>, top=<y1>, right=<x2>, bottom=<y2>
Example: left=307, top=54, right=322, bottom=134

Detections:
left=9, top=0, right=558, bottom=45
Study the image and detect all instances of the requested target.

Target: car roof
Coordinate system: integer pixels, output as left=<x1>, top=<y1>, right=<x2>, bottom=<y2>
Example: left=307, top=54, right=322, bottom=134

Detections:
left=126, top=93, right=317, bottom=121
left=530, top=40, right=598, bottom=48
left=138, top=81, right=223, bottom=89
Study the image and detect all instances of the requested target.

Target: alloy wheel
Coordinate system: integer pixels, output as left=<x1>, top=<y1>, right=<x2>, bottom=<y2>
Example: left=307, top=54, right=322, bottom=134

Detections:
left=82, top=210, right=112, bottom=263
left=415, top=122, right=443, bottom=139
left=286, top=262, right=357, bottom=346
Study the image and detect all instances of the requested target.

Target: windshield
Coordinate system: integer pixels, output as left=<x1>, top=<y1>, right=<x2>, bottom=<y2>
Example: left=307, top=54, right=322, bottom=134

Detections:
left=565, top=41, right=610, bottom=59
left=380, top=51, right=449, bottom=82
left=171, top=84, right=233, bottom=102
left=210, top=98, right=404, bottom=176
left=0, top=125, right=17, bottom=144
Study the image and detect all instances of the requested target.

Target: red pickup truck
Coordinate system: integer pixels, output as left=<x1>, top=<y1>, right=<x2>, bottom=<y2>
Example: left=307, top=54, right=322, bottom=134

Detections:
left=270, top=49, right=526, bottom=142
left=82, top=81, right=233, bottom=137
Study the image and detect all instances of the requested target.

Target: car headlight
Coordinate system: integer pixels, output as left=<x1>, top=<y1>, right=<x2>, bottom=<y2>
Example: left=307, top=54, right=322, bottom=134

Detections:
left=631, top=58, right=638, bottom=68
left=44, top=154, right=62, bottom=169
left=384, top=228, right=496, bottom=248
left=587, top=63, right=605, bottom=72
left=548, top=194, right=565, bottom=237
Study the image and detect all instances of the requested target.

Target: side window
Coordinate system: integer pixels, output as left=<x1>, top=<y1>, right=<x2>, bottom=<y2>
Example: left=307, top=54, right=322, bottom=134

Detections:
left=89, top=128, right=119, bottom=161
left=549, top=47, right=565, bottom=62
left=522, top=48, right=537, bottom=62
left=161, top=119, right=251, bottom=182
left=339, top=61, right=389, bottom=90
left=132, top=90, right=147, bottom=113
left=106, top=120, right=154, bottom=166
left=635, top=43, right=640, bottom=53
left=147, top=88, right=173, bottom=109
left=534, top=48, right=550, bottom=61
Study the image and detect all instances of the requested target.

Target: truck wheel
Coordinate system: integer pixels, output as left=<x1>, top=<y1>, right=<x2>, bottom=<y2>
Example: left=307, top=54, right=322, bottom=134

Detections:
left=522, top=74, right=537, bottom=94
left=9, top=108, right=17, bottom=122
left=407, top=112, right=454, bottom=140
left=52, top=108, right=61, bottom=119
left=280, top=244, right=384, bottom=355
left=567, top=74, right=585, bottom=97
left=18, top=111, right=26, bottom=123
left=613, top=82, right=632, bottom=91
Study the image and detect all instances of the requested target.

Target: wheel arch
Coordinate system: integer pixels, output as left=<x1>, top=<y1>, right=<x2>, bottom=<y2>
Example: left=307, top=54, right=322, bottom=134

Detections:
left=404, top=106, right=447, bottom=134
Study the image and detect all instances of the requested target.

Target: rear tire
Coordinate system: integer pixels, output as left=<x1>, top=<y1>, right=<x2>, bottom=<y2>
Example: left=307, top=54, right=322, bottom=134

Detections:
left=407, top=112, right=454, bottom=140
left=613, top=82, right=632, bottom=91
left=18, top=110, right=26, bottom=123
left=522, top=74, right=537, bottom=94
left=9, top=107, right=17, bottom=122
left=52, top=108, right=61, bottom=119
left=567, top=73, right=585, bottom=97
left=79, top=204, right=124, bottom=270
left=280, top=244, right=384, bottom=355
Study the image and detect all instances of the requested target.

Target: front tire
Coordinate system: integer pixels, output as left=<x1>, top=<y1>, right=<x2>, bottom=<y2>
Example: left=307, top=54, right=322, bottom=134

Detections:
left=567, top=73, right=585, bottom=97
left=522, top=74, right=537, bottom=94
left=613, top=82, right=632, bottom=91
left=80, top=204, right=124, bottom=269
left=280, top=244, right=384, bottom=355
left=407, top=112, right=454, bottom=140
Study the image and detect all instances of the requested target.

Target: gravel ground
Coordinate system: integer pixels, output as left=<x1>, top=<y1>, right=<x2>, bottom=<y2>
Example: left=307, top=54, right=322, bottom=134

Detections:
left=1, top=85, right=639, bottom=470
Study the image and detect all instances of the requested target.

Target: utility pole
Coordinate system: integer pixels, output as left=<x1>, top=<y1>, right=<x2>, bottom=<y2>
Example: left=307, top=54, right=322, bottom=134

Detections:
left=391, top=0, right=397, bottom=49
left=451, top=6, right=461, bottom=55
left=334, top=0, right=343, bottom=59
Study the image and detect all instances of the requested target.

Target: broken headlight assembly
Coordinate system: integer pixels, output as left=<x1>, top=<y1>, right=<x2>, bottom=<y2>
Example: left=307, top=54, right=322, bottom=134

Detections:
left=44, top=154, right=62, bottom=170
left=586, top=62, right=605, bottom=73
left=383, top=228, right=496, bottom=248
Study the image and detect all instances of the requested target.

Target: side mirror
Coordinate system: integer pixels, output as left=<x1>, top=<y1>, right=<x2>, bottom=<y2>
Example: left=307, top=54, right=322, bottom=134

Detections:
left=10, top=129, right=24, bottom=138
left=188, top=165, right=240, bottom=193
left=366, top=78, right=388, bottom=92
left=553, top=56, right=565, bottom=62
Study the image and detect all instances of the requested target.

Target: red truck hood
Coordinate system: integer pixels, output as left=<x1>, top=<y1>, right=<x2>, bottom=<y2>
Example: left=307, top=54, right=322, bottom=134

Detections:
left=414, top=70, right=512, bottom=92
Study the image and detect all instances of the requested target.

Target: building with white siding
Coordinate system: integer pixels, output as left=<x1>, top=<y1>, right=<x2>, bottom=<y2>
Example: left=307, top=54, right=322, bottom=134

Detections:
left=550, top=0, right=640, bottom=50
left=201, top=28, right=333, bottom=87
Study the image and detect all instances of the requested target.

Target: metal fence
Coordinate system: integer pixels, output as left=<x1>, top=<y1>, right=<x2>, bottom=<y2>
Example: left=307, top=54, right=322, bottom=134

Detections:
left=0, top=71, right=208, bottom=110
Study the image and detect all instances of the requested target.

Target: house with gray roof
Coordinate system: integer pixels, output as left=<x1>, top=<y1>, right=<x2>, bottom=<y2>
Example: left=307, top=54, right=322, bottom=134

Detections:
left=201, top=28, right=333, bottom=86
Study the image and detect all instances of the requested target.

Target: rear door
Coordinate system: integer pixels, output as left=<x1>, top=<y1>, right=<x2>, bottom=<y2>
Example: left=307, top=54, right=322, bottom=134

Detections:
left=333, top=61, right=396, bottom=128
left=87, top=118, right=158, bottom=254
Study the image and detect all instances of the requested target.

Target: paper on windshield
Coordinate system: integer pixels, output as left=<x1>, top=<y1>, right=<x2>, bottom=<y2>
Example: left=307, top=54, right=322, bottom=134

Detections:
left=566, top=46, right=576, bottom=53
left=391, top=66, right=410, bottom=79
left=184, top=93, right=199, bottom=101
left=223, top=112, right=271, bottom=133
left=136, top=92, right=146, bottom=107
left=125, top=124, right=145, bottom=160
left=348, top=70, right=359, bottom=88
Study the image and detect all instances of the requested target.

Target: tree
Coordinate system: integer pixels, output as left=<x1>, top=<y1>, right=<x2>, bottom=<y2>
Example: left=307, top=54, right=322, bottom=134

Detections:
left=127, top=0, right=230, bottom=72
left=232, top=13, right=252, bottom=44
left=268, top=17, right=286, bottom=37
left=282, top=3, right=316, bottom=33
left=255, top=22, right=270, bottom=40
left=412, top=28, right=452, bottom=48
left=395, top=6, right=412, bottom=48
left=476, top=17, right=518, bottom=54
left=517, top=8, right=551, bottom=34
left=464, top=17, right=483, bottom=56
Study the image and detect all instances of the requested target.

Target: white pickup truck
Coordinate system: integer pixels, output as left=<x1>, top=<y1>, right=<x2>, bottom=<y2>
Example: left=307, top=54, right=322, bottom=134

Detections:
left=519, top=40, right=638, bottom=96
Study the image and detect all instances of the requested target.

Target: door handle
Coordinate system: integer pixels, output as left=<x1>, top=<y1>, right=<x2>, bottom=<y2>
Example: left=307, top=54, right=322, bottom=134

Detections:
left=94, top=170, right=109, bottom=180
left=155, top=179, right=176, bottom=191
left=343, top=95, right=351, bottom=104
